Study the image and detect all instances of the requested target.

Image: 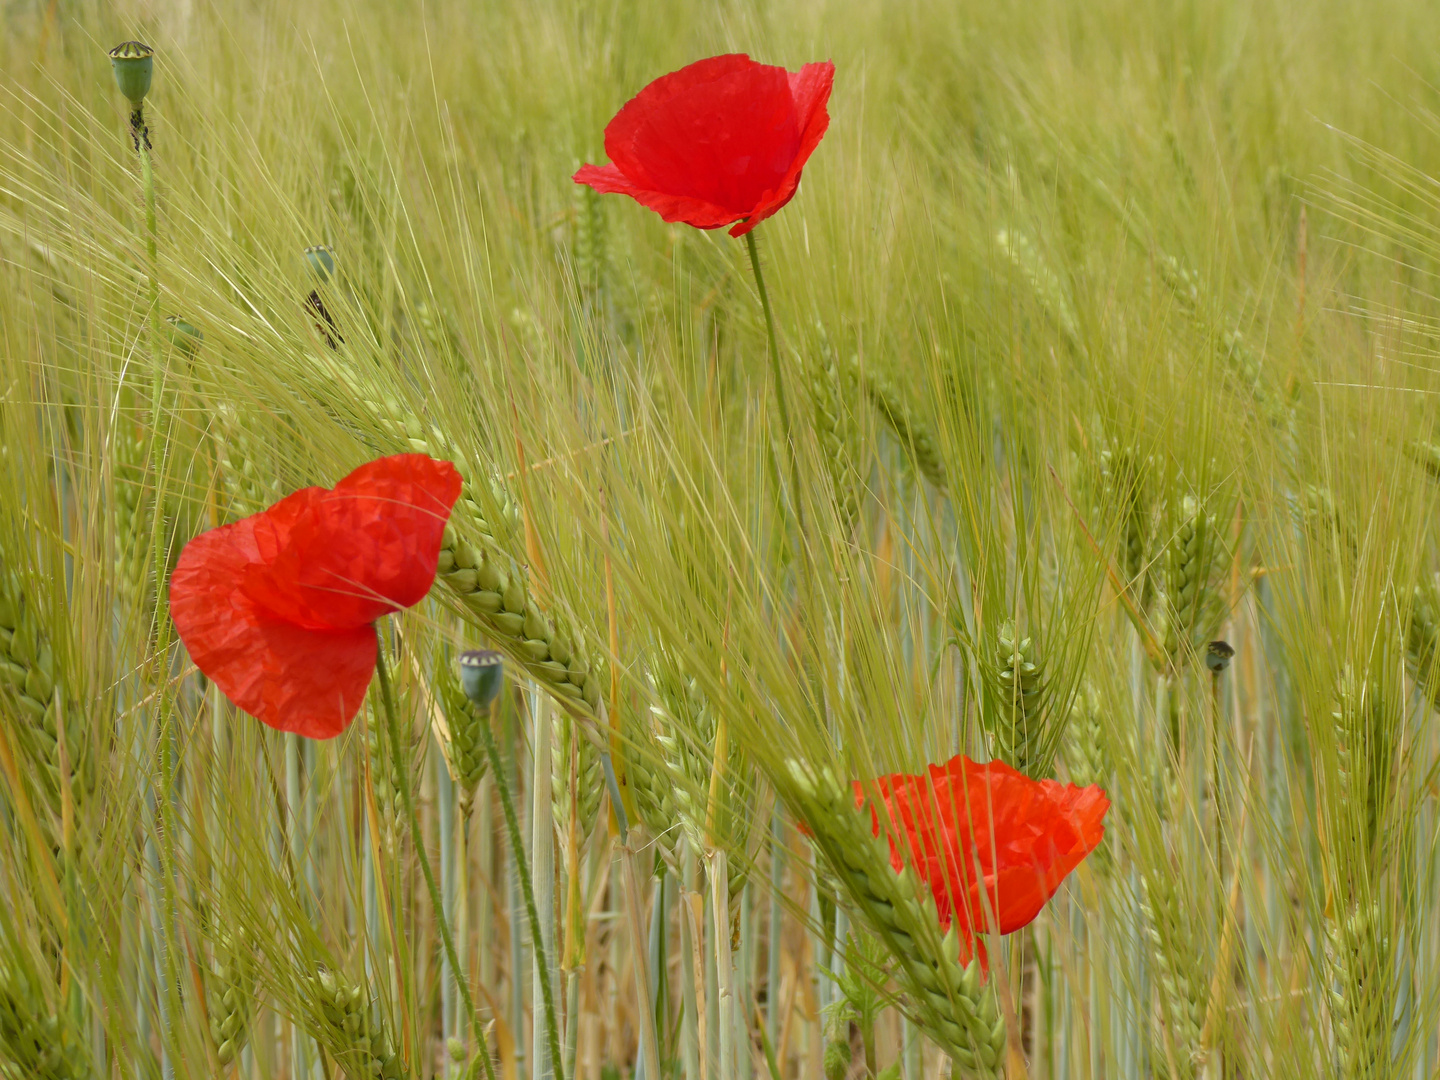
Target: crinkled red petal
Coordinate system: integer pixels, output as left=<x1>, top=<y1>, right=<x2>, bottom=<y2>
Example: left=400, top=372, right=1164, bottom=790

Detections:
left=242, top=454, right=462, bottom=630
left=576, top=54, right=833, bottom=233
left=856, top=753, right=1108, bottom=955
left=573, top=164, right=741, bottom=231
left=730, top=61, right=835, bottom=236
left=170, top=510, right=378, bottom=739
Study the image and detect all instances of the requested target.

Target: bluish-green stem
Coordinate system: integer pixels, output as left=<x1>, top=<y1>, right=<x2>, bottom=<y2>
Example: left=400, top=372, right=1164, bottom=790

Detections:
left=286, top=733, right=311, bottom=1080
left=766, top=812, right=784, bottom=1052
left=508, top=708, right=527, bottom=1080
left=374, top=646, right=502, bottom=1080
left=439, top=746, right=458, bottom=1076
left=737, top=881, right=753, bottom=1080
left=679, top=839, right=702, bottom=1080
left=472, top=691, right=566, bottom=1080
left=530, top=687, right=557, bottom=1080
left=601, top=747, right=663, bottom=1080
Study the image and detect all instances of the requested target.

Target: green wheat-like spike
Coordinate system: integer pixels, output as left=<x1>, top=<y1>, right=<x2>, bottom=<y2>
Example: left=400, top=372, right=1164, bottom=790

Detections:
left=789, top=762, right=1007, bottom=1078
left=435, top=661, right=489, bottom=818
left=214, top=403, right=279, bottom=519
left=1330, top=670, right=1393, bottom=866
left=807, top=334, right=862, bottom=533
left=206, top=929, right=257, bottom=1066
left=1156, top=253, right=1291, bottom=427
left=0, top=960, right=89, bottom=1080
left=1404, top=577, right=1440, bottom=709
left=1324, top=901, right=1394, bottom=1080
left=1161, top=494, right=1222, bottom=660
left=985, top=619, right=1047, bottom=775
left=1138, top=873, right=1202, bottom=1071
left=302, top=967, right=408, bottom=1080
left=996, top=227, right=1082, bottom=348
left=857, top=361, right=948, bottom=491
left=648, top=651, right=759, bottom=893
left=552, top=707, right=603, bottom=843
left=0, top=557, right=89, bottom=826
left=574, top=180, right=607, bottom=295
left=1096, top=443, right=1152, bottom=596
left=321, top=373, right=610, bottom=725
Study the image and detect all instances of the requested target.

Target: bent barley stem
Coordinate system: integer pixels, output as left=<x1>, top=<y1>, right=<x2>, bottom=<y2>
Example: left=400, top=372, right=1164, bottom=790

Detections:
left=375, top=644, right=502, bottom=1080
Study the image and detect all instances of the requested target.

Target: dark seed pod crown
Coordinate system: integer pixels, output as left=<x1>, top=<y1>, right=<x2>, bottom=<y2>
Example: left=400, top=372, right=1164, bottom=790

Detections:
left=108, top=42, right=154, bottom=105
left=458, top=649, right=504, bottom=709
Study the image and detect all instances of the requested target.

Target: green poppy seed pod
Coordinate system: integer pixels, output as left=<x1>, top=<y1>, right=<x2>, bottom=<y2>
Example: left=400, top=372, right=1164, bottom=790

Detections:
left=165, top=315, right=203, bottom=355
left=458, top=649, right=504, bottom=709
left=108, top=41, right=154, bottom=105
left=305, top=244, right=337, bottom=283
left=1205, top=639, right=1234, bottom=672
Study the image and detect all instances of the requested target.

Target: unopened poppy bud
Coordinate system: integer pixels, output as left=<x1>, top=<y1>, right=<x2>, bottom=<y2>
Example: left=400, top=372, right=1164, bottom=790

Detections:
left=305, top=244, right=337, bottom=283
left=108, top=41, right=154, bottom=105
left=458, top=649, right=504, bottom=709
left=165, top=315, right=203, bottom=355
left=1205, top=640, right=1234, bottom=672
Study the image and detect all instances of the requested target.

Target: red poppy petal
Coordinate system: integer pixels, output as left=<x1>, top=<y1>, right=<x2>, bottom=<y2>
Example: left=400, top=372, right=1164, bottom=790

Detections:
left=244, top=454, right=462, bottom=630
left=171, top=516, right=377, bottom=739
left=598, top=54, right=807, bottom=223
left=573, top=164, right=741, bottom=230
left=730, top=60, right=835, bottom=236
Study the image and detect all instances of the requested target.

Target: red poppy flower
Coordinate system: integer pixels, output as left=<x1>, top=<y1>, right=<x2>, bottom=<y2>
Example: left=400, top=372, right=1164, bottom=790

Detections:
left=857, top=755, right=1108, bottom=965
left=573, top=53, right=834, bottom=237
left=170, top=454, right=462, bottom=739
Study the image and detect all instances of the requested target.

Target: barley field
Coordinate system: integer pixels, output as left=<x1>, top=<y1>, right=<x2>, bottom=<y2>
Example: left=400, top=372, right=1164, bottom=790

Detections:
left=2, top=0, right=1440, bottom=1078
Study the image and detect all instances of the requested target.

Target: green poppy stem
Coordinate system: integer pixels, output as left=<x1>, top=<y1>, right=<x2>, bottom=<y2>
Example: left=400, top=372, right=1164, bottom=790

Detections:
left=474, top=696, right=567, bottom=1080
left=132, top=110, right=163, bottom=417
left=374, top=643, right=501, bottom=1080
left=745, top=230, right=808, bottom=544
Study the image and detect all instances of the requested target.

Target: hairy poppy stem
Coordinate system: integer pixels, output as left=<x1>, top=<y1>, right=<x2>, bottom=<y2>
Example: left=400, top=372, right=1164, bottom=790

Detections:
left=374, top=645, right=503, bottom=1080
left=473, top=696, right=568, bottom=1080
left=745, top=231, right=808, bottom=544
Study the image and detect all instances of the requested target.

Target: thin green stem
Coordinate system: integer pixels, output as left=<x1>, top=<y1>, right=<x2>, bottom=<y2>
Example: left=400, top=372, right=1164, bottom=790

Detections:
left=745, top=229, right=808, bottom=543
left=475, top=702, right=567, bottom=1080
left=375, top=645, right=501, bottom=1080
left=134, top=107, right=163, bottom=415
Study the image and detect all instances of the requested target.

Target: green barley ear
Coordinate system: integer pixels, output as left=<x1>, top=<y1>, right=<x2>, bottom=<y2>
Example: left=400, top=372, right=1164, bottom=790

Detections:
left=1138, top=873, right=1202, bottom=1066
left=1159, top=494, right=1224, bottom=662
left=1404, top=577, right=1440, bottom=708
left=206, top=928, right=257, bottom=1066
left=1096, top=443, right=1152, bottom=602
left=789, top=762, right=1006, bottom=1078
left=622, top=700, right=678, bottom=849
left=333, top=374, right=610, bottom=724
left=983, top=619, right=1048, bottom=775
left=1330, top=669, right=1394, bottom=864
left=1324, top=900, right=1394, bottom=1079
left=1064, top=683, right=1109, bottom=789
left=0, top=956, right=89, bottom=1080
left=552, top=710, right=603, bottom=845
left=301, top=966, right=407, bottom=1080
left=107, top=41, right=153, bottom=106
left=439, top=655, right=492, bottom=820
left=573, top=177, right=607, bottom=297
left=214, top=403, right=276, bottom=518
left=807, top=331, right=863, bottom=534
left=996, top=227, right=1081, bottom=349
left=0, top=555, right=89, bottom=825
left=857, top=360, right=947, bottom=491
